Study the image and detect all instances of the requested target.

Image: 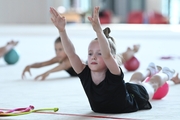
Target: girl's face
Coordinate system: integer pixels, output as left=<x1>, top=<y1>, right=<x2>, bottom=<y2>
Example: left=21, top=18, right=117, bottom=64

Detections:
left=88, top=40, right=107, bottom=72
left=55, top=42, right=67, bottom=61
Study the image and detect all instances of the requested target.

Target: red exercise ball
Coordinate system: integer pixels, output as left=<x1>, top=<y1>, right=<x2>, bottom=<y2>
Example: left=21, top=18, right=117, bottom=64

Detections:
left=153, top=82, right=169, bottom=99
left=144, top=77, right=169, bottom=99
left=124, top=56, right=140, bottom=71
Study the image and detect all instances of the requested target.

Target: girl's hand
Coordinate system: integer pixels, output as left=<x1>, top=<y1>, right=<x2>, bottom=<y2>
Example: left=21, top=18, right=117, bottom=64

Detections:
left=88, top=6, right=102, bottom=33
left=22, top=66, right=32, bottom=79
left=35, top=73, right=49, bottom=80
left=50, top=7, right=66, bottom=32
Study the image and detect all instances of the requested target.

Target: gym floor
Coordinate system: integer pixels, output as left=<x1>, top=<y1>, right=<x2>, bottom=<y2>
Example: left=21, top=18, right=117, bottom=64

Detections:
left=0, top=24, right=180, bottom=120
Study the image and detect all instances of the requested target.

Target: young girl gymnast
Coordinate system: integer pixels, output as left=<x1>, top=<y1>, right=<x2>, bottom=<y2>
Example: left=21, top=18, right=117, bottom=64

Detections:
left=21, top=37, right=77, bottom=80
left=50, top=6, right=175, bottom=113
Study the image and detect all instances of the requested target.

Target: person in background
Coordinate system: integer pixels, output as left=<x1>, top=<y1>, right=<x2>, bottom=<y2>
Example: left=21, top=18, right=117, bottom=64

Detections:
left=0, top=40, right=18, bottom=58
left=22, top=37, right=77, bottom=80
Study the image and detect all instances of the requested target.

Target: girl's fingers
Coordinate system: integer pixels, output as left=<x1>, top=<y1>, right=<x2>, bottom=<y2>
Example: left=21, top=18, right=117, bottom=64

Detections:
left=50, top=7, right=56, bottom=15
left=49, top=8, right=55, bottom=16
left=95, top=7, right=99, bottom=15
left=50, top=7, right=58, bottom=17
left=21, top=75, right=24, bottom=79
left=92, top=7, right=96, bottom=18
left=88, top=7, right=100, bottom=23
left=35, top=76, right=39, bottom=80
left=51, top=18, right=55, bottom=23
left=94, top=7, right=99, bottom=18
left=29, top=71, right=32, bottom=76
left=51, top=7, right=62, bottom=17
left=50, top=7, right=64, bottom=22
left=88, top=17, right=92, bottom=22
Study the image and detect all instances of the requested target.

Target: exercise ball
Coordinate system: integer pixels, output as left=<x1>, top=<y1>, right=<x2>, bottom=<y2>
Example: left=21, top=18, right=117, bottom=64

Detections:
left=153, top=82, right=169, bottom=99
left=145, top=77, right=169, bottom=99
left=124, top=56, right=140, bottom=71
left=4, top=49, right=19, bottom=64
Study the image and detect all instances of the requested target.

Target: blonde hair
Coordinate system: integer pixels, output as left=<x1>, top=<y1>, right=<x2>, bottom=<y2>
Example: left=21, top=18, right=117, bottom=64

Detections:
left=96, top=27, right=123, bottom=66
left=103, top=27, right=116, bottom=55
left=54, top=36, right=61, bottom=43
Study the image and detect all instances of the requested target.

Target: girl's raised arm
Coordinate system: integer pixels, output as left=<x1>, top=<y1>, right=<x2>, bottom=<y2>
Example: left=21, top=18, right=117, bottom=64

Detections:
left=50, top=7, right=85, bottom=74
left=88, top=7, right=121, bottom=75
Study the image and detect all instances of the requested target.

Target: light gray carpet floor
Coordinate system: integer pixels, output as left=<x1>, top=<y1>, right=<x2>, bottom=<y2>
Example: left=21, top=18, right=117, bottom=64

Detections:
left=0, top=24, right=180, bottom=120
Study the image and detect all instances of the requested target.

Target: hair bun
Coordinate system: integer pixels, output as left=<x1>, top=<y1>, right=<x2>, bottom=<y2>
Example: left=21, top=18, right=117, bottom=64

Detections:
left=103, top=27, right=111, bottom=38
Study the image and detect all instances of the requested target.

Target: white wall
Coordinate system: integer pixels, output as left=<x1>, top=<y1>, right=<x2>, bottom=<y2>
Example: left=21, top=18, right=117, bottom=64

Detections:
left=0, top=0, right=163, bottom=24
left=146, top=0, right=162, bottom=13
left=0, top=0, right=66, bottom=24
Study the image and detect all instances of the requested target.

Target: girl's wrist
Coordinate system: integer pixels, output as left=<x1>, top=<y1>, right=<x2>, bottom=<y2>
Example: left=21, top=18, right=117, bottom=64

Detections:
left=59, top=29, right=65, bottom=33
left=96, top=30, right=103, bottom=35
left=46, top=71, right=51, bottom=74
left=28, top=65, right=32, bottom=68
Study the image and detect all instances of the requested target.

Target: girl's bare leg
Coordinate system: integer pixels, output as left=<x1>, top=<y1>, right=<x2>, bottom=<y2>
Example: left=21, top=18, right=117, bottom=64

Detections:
left=129, top=63, right=161, bottom=84
left=0, top=40, right=18, bottom=58
left=143, top=67, right=175, bottom=100
left=129, top=62, right=167, bottom=100
left=120, top=44, right=140, bottom=64
left=129, top=70, right=150, bottom=84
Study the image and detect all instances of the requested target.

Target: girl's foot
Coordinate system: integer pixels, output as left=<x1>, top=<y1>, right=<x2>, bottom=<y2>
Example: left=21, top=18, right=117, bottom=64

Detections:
left=157, top=65, right=162, bottom=72
left=162, top=67, right=175, bottom=80
left=133, top=44, right=140, bottom=53
left=147, top=62, right=159, bottom=77
left=171, top=73, right=180, bottom=84
left=7, top=40, right=18, bottom=46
